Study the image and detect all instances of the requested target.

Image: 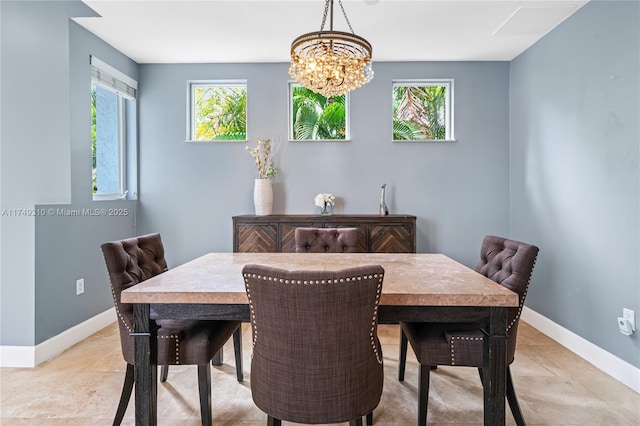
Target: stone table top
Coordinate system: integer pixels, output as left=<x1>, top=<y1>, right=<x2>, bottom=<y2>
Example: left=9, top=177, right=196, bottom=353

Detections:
left=121, top=252, right=519, bottom=307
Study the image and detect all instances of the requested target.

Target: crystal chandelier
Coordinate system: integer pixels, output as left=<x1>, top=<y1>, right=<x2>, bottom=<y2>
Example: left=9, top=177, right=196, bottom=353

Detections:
left=289, top=0, right=373, bottom=99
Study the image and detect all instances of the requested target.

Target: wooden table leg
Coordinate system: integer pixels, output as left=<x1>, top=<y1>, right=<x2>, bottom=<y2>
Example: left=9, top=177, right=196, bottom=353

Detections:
left=483, top=307, right=507, bottom=426
left=212, top=348, right=223, bottom=366
left=133, top=303, right=157, bottom=426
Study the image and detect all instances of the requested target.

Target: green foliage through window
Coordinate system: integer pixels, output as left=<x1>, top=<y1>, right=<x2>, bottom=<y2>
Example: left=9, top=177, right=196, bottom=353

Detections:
left=91, top=86, right=97, bottom=192
left=392, top=80, right=453, bottom=141
left=90, top=56, right=137, bottom=200
left=92, top=83, right=132, bottom=197
left=290, top=84, right=348, bottom=140
left=189, top=82, right=247, bottom=141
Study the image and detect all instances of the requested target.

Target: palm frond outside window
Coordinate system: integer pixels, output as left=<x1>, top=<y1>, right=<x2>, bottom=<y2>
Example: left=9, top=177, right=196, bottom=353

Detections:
left=188, top=81, right=247, bottom=141
left=289, top=84, right=348, bottom=141
left=392, top=80, right=454, bottom=141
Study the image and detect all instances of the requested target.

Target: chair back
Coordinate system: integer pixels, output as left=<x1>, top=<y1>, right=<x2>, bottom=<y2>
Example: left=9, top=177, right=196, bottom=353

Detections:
left=242, top=263, right=385, bottom=424
left=294, top=227, right=361, bottom=253
left=101, top=233, right=167, bottom=364
left=475, top=235, right=539, bottom=358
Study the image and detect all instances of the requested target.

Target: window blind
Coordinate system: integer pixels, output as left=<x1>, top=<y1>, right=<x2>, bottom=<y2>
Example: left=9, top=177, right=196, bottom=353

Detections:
left=90, top=55, right=137, bottom=99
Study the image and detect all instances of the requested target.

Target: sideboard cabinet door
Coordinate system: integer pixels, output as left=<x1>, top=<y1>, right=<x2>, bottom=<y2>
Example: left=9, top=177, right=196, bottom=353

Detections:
left=235, top=223, right=277, bottom=253
left=370, top=224, right=415, bottom=253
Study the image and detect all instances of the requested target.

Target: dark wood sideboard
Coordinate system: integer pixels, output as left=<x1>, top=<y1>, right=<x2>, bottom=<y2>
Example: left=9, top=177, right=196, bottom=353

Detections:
left=233, top=214, right=416, bottom=253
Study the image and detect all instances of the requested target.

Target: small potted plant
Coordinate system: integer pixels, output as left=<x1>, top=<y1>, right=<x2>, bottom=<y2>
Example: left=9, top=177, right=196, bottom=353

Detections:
left=314, top=193, right=336, bottom=215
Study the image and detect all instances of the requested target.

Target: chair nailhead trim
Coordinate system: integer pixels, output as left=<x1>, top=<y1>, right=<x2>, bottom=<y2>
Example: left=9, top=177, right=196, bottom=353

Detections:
left=450, top=335, right=483, bottom=365
left=448, top=251, right=536, bottom=365
left=508, top=255, right=538, bottom=332
left=159, top=334, right=181, bottom=364
left=371, top=275, right=384, bottom=364
left=109, top=279, right=133, bottom=333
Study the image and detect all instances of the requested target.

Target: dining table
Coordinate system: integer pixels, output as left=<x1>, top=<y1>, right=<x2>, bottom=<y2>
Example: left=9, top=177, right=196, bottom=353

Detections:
left=120, top=252, right=519, bottom=426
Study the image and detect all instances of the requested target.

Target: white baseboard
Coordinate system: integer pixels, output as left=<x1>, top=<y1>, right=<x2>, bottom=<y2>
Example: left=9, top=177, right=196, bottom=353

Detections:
left=3, top=305, right=638, bottom=394
left=521, top=306, right=640, bottom=393
left=0, top=307, right=116, bottom=368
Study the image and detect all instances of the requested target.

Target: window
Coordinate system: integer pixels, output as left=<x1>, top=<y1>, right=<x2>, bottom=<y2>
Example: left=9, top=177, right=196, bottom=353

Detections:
left=289, top=83, right=349, bottom=141
left=392, top=80, right=454, bottom=141
left=187, top=81, right=247, bottom=141
left=91, top=56, right=137, bottom=200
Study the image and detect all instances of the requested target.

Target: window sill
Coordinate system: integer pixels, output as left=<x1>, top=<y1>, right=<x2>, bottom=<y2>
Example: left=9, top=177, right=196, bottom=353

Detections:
left=288, top=139, right=351, bottom=142
left=93, top=193, right=130, bottom=201
left=184, top=140, right=247, bottom=143
left=392, top=139, right=457, bottom=143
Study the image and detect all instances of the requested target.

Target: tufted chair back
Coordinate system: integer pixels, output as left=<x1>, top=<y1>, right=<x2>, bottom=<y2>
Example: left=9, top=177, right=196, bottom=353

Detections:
left=101, top=234, right=243, bottom=425
left=294, top=227, right=361, bottom=253
left=475, top=235, right=539, bottom=360
left=243, top=263, right=385, bottom=424
left=101, top=233, right=168, bottom=364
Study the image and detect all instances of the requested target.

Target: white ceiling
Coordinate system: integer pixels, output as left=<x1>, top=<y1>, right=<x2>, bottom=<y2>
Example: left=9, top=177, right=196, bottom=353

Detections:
left=74, top=0, right=589, bottom=64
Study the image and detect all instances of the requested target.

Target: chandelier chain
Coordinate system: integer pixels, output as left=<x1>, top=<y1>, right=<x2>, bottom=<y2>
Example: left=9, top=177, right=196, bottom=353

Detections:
left=337, top=0, right=355, bottom=34
left=319, top=0, right=355, bottom=34
left=320, top=0, right=330, bottom=31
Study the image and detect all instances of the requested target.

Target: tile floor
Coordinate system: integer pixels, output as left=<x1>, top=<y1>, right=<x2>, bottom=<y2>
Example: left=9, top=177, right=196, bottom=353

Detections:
left=1, top=322, right=638, bottom=425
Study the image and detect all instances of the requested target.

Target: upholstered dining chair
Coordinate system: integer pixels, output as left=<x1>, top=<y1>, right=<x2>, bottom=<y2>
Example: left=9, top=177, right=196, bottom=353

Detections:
left=294, top=227, right=362, bottom=253
left=294, top=226, right=378, bottom=424
left=242, top=264, right=385, bottom=426
left=397, top=235, right=539, bottom=426
left=101, top=233, right=243, bottom=426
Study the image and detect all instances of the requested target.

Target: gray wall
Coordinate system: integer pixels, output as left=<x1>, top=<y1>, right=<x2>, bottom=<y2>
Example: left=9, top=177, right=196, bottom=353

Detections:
left=510, top=0, right=639, bottom=367
left=0, top=1, right=137, bottom=345
left=137, top=62, right=511, bottom=268
left=2, top=0, right=637, bottom=372
left=1, top=0, right=76, bottom=346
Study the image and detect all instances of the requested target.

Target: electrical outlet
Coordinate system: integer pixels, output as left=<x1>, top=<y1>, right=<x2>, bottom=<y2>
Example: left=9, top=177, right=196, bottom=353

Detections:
left=623, top=308, right=635, bottom=332
left=76, top=278, right=84, bottom=295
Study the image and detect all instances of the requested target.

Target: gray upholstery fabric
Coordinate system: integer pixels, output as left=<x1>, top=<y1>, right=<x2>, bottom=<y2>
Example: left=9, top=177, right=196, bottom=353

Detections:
left=294, top=227, right=361, bottom=253
left=243, top=264, right=385, bottom=424
left=101, top=233, right=240, bottom=366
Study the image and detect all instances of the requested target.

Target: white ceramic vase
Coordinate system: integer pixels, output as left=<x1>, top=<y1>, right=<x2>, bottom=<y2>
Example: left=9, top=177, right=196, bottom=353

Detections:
left=253, top=178, right=273, bottom=215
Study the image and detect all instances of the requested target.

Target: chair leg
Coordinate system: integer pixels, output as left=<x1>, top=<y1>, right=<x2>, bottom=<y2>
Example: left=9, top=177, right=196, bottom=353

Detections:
left=349, top=417, right=364, bottom=426
left=399, top=328, right=408, bottom=381
left=197, top=364, right=212, bottom=426
left=506, top=366, right=526, bottom=426
left=113, top=363, right=134, bottom=426
left=267, top=415, right=281, bottom=426
left=233, top=326, right=243, bottom=382
left=418, top=364, right=431, bottom=426
left=366, top=411, right=373, bottom=425
left=160, top=365, right=169, bottom=382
